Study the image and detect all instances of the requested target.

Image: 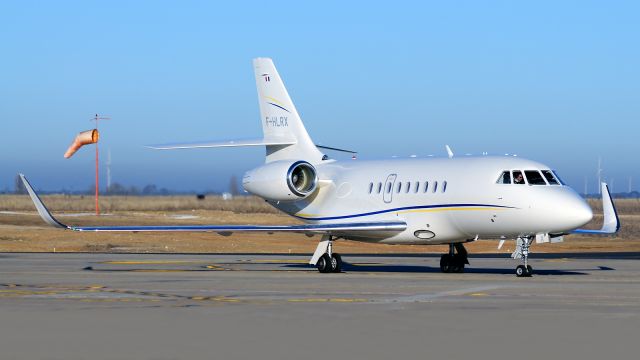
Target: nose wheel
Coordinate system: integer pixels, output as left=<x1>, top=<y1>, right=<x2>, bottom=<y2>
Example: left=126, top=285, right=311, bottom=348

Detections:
left=516, top=264, right=533, bottom=277
left=513, top=237, right=534, bottom=277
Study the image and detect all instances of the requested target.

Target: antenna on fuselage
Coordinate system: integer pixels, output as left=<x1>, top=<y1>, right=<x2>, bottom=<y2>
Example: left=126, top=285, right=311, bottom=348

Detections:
left=445, top=145, right=454, bottom=159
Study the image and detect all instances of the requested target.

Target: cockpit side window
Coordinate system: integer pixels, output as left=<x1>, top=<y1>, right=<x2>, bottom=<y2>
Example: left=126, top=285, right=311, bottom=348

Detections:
left=497, top=171, right=511, bottom=184
left=552, top=170, right=566, bottom=185
left=541, top=170, right=559, bottom=185
left=525, top=170, right=547, bottom=185
left=513, top=170, right=525, bottom=185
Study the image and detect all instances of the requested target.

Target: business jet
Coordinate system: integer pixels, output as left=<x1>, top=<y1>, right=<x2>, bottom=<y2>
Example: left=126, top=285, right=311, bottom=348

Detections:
left=20, top=58, right=620, bottom=277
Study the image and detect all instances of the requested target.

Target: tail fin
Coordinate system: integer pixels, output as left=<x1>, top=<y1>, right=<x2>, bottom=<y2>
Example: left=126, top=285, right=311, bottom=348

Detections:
left=254, top=58, right=324, bottom=163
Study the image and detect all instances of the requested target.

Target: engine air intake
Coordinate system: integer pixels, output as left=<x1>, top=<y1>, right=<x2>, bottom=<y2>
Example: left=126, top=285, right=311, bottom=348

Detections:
left=287, top=161, right=317, bottom=196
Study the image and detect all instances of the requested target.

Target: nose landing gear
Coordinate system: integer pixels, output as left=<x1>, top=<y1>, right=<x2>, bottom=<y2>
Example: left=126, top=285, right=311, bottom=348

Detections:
left=513, top=236, right=533, bottom=277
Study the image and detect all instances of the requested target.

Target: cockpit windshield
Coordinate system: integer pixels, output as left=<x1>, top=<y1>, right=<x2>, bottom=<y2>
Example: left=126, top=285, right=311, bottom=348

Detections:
left=551, top=170, right=566, bottom=185
left=498, top=171, right=511, bottom=184
left=513, top=171, right=525, bottom=185
left=541, top=170, right=560, bottom=185
left=524, top=170, right=546, bottom=185
left=496, top=169, right=564, bottom=186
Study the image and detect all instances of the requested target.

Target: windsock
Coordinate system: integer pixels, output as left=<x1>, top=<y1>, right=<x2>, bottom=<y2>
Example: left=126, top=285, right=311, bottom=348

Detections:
left=64, top=129, right=99, bottom=158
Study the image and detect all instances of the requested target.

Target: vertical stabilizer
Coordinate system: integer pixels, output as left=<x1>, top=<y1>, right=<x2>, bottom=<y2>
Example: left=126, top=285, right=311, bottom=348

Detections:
left=254, top=58, right=324, bottom=163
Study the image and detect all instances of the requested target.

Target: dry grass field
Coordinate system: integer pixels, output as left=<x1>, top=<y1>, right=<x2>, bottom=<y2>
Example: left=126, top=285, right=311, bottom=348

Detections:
left=1, top=195, right=639, bottom=254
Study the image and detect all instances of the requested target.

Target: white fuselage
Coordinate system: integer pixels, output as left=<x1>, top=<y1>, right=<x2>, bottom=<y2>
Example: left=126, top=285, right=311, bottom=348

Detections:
left=269, top=156, right=593, bottom=245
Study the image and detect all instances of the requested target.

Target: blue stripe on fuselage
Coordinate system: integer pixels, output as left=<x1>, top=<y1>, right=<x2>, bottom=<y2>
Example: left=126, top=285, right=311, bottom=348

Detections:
left=293, top=203, right=516, bottom=221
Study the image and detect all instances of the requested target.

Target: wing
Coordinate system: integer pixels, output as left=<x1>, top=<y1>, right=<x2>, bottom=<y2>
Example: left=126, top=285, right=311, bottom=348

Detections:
left=570, top=182, right=620, bottom=235
left=19, top=174, right=406, bottom=236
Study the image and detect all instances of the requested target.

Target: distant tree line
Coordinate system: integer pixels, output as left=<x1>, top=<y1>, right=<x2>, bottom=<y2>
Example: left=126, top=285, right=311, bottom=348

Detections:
left=7, top=174, right=245, bottom=196
left=103, top=183, right=171, bottom=196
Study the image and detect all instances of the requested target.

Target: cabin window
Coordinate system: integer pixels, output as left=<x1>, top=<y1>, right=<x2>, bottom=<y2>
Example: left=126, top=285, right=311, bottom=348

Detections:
left=396, top=182, right=402, bottom=193
left=525, top=170, right=547, bottom=185
left=368, top=182, right=374, bottom=194
left=377, top=182, right=383, bottom=193
left=423, top=181, right=429, bottom=193
left=513, top=171, right=525, bottom=185
left=442, top=181, right=447, bottom=192
left=405, top=181, right=411, bottom=193
left=497, top=171, right=511, bottom=184
left=414, top=181, right=420, bottom=193
left=433, top=181, right=438, bottom=193
left=541, top=170, right=559, bottom=185
left=386, top=182, right=392, bottom=193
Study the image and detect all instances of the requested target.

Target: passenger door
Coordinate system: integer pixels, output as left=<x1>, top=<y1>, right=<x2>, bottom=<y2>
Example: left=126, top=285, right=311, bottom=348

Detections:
left=383, top=174, right=397, bottom=203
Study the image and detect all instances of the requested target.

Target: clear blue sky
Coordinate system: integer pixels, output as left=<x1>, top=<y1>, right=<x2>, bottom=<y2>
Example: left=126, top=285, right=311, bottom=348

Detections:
left=1, top=1, right=638, bottom=193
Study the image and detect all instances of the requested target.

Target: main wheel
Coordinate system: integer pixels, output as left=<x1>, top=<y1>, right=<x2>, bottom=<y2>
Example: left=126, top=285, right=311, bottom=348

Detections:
left=453, top=255, right=465, bottom=273
left=526, top=265, right=533, bottom=276
left=440, top=254, right=452, bottom=273
left=331, top=253, right=342, bottom=273
left=317, top=253, right=333, bottom=273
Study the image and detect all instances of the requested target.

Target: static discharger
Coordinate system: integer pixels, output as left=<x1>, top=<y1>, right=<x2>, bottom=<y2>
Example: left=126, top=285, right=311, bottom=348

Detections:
left=64, top=129, right=99, bottom=158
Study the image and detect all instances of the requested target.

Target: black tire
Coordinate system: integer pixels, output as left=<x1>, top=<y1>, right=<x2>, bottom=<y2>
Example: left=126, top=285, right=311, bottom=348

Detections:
left=453, top=255, right=465, bottom=273
left=526, top=265, right=533, bottom=276
left=516, top=265, right=527, bottom=277
left=331, top=253, right=342, bottom=273
left=440, top=254, right=452, bottom=273
left=317, top=253, right=333, bottom=273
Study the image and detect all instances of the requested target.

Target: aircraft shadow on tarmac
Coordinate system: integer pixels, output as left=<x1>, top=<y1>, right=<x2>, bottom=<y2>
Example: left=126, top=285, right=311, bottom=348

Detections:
left=283, top=262, right=615, bottom=276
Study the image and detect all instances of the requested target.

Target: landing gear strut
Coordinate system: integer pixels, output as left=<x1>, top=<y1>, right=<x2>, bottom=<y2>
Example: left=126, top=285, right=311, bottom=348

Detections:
left=310, top=235, right=342, bottom=273
left=440, top=243, right=469, bottom=273
left=513, top=236, right=533, bottom=277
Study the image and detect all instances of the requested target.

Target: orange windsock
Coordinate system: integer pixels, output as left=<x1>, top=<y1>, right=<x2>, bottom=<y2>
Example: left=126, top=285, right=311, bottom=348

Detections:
left=64, top=129, right=99, bottom=158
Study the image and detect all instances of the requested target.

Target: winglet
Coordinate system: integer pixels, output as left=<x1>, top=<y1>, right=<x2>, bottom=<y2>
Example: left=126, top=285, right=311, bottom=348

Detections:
left=19, top=174, right=68, bottom=229
left=599, top=182, right=620, bottom=233
left=572, top=182, right=620, bottom=235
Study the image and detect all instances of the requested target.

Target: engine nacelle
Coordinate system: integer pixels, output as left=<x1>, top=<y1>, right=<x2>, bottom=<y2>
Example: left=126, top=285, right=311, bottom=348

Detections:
left=242, top=160, right=318, bottom=201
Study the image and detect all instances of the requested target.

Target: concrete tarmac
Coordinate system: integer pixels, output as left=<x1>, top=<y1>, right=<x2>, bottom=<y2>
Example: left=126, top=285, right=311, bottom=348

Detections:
left=1, top=252, right=639, bottom=360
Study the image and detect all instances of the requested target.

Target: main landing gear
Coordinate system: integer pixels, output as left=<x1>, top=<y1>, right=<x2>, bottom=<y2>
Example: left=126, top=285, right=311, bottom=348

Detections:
left=513, top=237, right=533, bottom=277
left=440, top=243, right=469, bottom=273
left=309, top=235, right=342, bottom=273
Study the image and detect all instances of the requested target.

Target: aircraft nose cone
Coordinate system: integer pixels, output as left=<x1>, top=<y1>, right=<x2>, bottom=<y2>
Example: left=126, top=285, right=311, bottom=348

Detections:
left=569, top=198, right=593, bottom=229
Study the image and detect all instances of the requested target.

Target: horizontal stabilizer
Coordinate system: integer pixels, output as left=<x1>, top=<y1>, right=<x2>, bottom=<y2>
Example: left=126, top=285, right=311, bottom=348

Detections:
left=147, top=137, right=296, bottom=150
left=571, top=182, right=620, bottom=235
left=19, top=174, right=406, bottom=236
left=316, top=145, right=358, bottom=154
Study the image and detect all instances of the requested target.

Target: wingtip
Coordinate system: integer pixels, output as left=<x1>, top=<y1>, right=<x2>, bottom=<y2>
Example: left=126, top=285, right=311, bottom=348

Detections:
left=18, top=174, right=67, bottom=229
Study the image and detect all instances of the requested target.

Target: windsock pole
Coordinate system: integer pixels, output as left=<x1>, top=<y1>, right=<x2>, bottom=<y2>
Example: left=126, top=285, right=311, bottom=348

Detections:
left=95, top=126, right=99, bottom=215
left=91, top=114, right=110, bottom=215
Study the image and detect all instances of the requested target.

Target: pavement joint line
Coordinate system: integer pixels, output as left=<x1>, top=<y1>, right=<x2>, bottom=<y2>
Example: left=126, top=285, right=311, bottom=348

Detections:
left=375, top=285, right=505, bottom=303
left=101, top=260, right=208, bottom=265
left=287, top=298, right=369, bottom=303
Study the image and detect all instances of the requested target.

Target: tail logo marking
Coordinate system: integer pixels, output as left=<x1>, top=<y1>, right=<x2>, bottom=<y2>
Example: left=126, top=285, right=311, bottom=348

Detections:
left=261, top=73, right=271, bottom=82
left=264, top=96, right=291, bottom=113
